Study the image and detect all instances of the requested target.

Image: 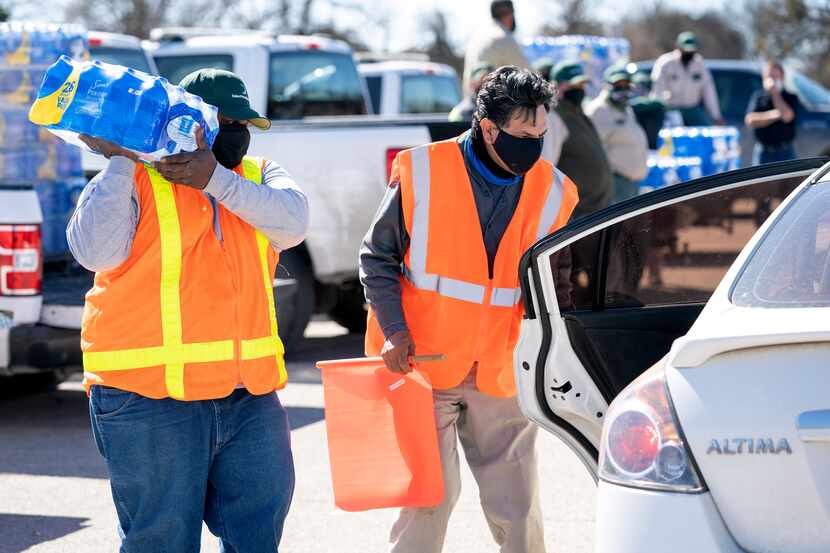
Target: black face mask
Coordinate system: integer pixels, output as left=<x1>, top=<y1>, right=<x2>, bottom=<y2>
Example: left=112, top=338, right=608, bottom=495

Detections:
left=681, top=52, right=695, bottom=66
left=212, top=122, right=250, bottom=169
left=492, top=127, right=542, bottom=176
left=609, top=87, right=634, bottom=105
left=563, top=88, right=586, bottom=106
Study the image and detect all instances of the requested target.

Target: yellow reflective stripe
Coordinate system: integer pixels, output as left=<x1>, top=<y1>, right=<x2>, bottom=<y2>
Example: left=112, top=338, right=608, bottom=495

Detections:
left=147, top=165, right=188, bottom=398
left=83, top=340, right=235, bottom=371
left=242, top=156, right=287, bottom=384
left=240, top=335, right=283, bottom=360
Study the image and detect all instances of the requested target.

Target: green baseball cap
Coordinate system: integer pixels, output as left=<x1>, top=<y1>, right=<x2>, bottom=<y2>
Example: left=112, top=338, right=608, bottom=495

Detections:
left=676, top=31, right=698, bottom=53
left=551, top=60, right=588, bottom=85
left=604, top=64, right=631, bottom=85
left=631, top=70, right=652, bottom=86
left=179, top=68, right=271, bottom=130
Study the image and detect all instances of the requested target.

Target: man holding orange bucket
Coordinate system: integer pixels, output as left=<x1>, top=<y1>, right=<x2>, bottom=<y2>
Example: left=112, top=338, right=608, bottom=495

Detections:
left=360, top=66, right=578, bottom=553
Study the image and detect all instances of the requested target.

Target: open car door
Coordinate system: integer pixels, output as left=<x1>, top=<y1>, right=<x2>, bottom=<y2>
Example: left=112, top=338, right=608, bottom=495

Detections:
left=513, top=159, right=828, bottom=478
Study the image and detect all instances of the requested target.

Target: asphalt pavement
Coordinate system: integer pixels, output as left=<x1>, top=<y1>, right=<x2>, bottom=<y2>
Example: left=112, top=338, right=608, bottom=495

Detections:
left=0, top=320, right=596, bottom=553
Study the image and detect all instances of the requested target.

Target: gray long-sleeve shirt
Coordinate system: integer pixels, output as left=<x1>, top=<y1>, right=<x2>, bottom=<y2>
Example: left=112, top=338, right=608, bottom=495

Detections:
left=67, top=156, right=309, bottom=272
left=359, top=132, right=524, bottom=339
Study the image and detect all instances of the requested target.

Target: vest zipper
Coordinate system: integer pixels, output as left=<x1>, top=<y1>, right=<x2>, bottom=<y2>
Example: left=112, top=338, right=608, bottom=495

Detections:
left=214, top=206, right=242, bottom=375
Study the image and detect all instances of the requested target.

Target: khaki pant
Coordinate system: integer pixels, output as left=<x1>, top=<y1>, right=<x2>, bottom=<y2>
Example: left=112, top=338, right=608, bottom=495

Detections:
left=389, top=370, right=545, bottom=553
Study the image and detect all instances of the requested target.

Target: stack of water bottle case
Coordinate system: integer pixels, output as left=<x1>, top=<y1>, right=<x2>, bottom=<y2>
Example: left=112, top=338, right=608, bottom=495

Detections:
left=522, top=35, right=742, bottom=194
left=0, top=23, right=87, bottom=258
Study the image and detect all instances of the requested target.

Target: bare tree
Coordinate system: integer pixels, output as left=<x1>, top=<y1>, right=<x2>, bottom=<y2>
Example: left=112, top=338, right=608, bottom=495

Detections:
left=406, top=10, right=462, bottom=75
left=620, top=3, right=746, bottom=61
left=540, top=0, right=605, bottom=36
left=745, top=0, right=830, bottom=86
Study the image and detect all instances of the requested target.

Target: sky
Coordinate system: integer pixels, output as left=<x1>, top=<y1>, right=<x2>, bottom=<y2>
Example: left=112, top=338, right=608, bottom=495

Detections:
left=312, top=0, right=733, bottom=53
left=11, top=0, right=733, bottom=52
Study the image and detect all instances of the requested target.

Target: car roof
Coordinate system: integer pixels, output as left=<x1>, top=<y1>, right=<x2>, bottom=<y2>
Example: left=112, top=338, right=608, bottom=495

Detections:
left=358, top=60, right=457, bottom=77
left=88, top=31, right=144, bottom=50
left=148, top=32, right=353, bottom=55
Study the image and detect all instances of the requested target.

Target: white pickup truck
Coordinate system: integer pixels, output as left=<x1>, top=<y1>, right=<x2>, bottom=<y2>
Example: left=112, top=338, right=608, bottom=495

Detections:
left=1, top=30, right=467, bottom=383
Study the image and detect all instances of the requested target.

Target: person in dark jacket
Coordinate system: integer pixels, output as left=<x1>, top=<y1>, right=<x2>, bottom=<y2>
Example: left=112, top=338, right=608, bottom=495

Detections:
left=542, top=60, right=613, bottom=220
left=745, top=60, right=801, bottom=164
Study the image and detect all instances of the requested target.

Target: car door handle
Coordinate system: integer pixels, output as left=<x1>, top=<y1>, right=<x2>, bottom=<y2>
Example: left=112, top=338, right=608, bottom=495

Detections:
left=796, top=410, right=830, bottom=442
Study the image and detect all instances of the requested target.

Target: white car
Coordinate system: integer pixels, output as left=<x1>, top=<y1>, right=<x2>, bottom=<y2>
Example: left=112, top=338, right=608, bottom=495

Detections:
left=514, top=157, right=830, bottom=552
left=358, top=60, right=461, bottom=116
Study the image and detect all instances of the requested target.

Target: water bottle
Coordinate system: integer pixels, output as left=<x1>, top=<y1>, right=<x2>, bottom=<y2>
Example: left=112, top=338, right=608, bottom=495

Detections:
left=29, top=55, right=219, bottom=161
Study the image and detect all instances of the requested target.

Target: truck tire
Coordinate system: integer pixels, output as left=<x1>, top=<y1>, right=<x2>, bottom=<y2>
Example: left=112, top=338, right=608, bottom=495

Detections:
left=275, top=250, right=314, bottom=353
left=329, top=282, right=367, bottom=334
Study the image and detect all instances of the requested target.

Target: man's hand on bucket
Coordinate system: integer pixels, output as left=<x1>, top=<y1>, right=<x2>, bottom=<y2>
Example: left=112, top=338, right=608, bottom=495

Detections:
left=381, top=330, right=416, bottom=374
left=154, top=125, right=217, bottom=190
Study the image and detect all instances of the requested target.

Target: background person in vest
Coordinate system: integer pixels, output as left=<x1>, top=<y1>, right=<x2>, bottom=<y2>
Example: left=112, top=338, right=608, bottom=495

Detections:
left=651, top=32, right=725, bottom=126
left=586, top=65, right=649, bottom=203
left=745, top=60, right=800, bottom=164
left=542, top=60, right=613, bottom=220
left=67, top=69, right=308, bottom=553
left=462, top=0, right=529, bottom=93
left=360, top=66, right=578, bottom=553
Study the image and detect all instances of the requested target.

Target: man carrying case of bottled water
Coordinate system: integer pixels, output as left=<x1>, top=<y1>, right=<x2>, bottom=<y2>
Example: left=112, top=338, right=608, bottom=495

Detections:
left=67, top=69, right=308, bottom=552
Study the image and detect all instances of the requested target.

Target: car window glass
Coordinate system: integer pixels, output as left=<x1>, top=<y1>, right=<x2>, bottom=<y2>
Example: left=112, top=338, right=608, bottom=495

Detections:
left=400, top=74, right=461, bottom=114
left=733, top=184, right=830, bottom=307
left=268, top=51, right=366, bottom=119
left=548, top=235, right=599, bottom=313
left=789, top=72, right=830, bottom=111
left=154, top=54, right=233, bottom=85
left=603, top=175, right=804, bottom=309
left=90, top=47, right=153, bottom=74
left=365, top=75, right=382, bottom=114
left=712, top=70, right=761, bottom=121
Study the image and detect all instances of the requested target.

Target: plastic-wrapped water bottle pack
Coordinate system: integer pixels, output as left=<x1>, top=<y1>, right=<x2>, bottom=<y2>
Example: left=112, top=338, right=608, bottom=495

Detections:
left=29, top=55, right=219, bottom=161
left=522, top=35, right=630, bottom=97
left=1, top=22, right=87, bottom=257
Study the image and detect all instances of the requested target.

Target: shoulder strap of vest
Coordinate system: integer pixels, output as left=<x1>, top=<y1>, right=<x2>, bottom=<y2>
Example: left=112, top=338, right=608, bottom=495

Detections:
left=240, top=156, right=265, bottom=184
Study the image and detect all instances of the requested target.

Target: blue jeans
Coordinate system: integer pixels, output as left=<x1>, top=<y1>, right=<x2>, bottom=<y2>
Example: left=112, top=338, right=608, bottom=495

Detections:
left=754, top=142, right=796, bottom=165
left=89, top=386, right=295, bottom=553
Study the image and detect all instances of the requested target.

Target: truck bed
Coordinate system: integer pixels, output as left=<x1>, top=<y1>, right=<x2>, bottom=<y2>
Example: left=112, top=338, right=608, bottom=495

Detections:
left=42, top=263, right=93, bottom=307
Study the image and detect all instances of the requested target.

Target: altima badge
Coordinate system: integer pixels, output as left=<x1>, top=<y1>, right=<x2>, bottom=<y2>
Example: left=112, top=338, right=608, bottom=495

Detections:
left=706, top=438, right=792, bottom=455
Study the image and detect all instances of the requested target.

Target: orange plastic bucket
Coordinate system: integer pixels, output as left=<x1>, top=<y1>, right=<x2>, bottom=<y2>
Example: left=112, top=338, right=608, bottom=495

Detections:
left=316, top=356, right=444, bottom=512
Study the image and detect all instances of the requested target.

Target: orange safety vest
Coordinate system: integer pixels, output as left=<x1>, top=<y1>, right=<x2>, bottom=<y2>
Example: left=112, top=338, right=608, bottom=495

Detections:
left=366, top=138, right=578, bottom=397
left=81, top=156, right=287, bottom=401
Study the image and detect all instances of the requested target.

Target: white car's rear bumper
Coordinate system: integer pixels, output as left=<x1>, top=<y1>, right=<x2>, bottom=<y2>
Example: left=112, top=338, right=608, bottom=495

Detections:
left=596, top=482, right=744, bottom=553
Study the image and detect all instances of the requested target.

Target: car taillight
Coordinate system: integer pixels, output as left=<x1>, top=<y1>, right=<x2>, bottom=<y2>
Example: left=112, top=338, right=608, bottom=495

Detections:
left=599, top=363, right=705, bottom=492
left=386, top=147, right=406, bottom=182
left=88, top=37, right=103, bottom=47
left=0, top=224, right=42, bottom=296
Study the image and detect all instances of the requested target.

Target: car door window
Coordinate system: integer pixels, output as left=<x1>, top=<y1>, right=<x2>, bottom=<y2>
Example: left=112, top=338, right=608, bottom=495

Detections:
left=365, top=75, right=382, bottom=115
left=155, top=54, right=233, bottom=85
left=712, top=69, right=762, bottom=122
left=604, top=175, right=805, bottom=309
left=400, top=74, right=461, bottom=114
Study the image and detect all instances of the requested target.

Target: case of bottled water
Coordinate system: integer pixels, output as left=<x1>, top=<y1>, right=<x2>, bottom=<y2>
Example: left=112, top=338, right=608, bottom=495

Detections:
left=1, top=22, right=87, bottom=257
left=29, top=55, right=219, bottom=161
left=522, top=35, right=630, bottom=97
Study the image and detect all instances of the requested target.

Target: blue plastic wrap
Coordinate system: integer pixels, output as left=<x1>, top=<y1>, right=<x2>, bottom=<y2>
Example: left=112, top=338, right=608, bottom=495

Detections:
left=640, top=153, right=704, bottom=193
left=656, top=126, right=742, bottom=176
left=522, top=35, right=630, bottom=97
left=1, top=23, right=88, bottom=258
left=30, top=56, right=220, bottom=160
left=34, top=178, right=85, bottom=256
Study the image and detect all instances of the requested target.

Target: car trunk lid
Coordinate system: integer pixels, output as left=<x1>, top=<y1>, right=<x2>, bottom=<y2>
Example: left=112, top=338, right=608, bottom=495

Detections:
left=668, top=307, right=830, bottom=553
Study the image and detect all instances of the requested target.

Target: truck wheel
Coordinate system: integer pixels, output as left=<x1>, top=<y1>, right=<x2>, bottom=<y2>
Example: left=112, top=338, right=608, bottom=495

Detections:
left=329, top=282, right=368, bottom=334
left=274, top=250, right=314, bottom=353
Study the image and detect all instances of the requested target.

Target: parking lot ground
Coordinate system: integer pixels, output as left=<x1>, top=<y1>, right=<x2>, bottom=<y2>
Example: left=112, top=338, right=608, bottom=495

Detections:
left=0, top=320, right=596, bottom=553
